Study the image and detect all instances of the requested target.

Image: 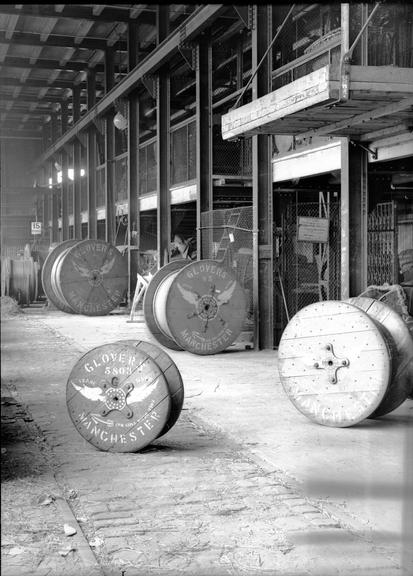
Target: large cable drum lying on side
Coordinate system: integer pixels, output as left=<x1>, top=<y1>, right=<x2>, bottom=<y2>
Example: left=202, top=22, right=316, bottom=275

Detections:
left=277, top=300, right=409, bottom=428
left=346, top=296, right=413, bottom=417
left=42, top=239, right=128, bottom=315
left=66, top=339, right=184, bottom=452
left=144, top=259, right=247, bottom=355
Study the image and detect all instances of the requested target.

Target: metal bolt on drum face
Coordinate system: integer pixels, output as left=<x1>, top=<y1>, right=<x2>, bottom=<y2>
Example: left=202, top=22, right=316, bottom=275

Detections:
left=347, top=296, right=413, bottom=417
left=144, top=259, right=247, bottom=355
left=278, top=300, right=394, bottom=427
left=66, top=340, right=183, bottom=452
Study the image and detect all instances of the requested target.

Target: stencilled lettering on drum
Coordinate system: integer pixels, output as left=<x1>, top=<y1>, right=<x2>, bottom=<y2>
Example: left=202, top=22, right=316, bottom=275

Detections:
left=72, top=242, right=111, bottom=258
left=135, top=357, right=162, bottom=383
left=180, top=327, right=233, bottom=351
left=68, top=288, right=122, bottom=311
left=76, top=410, right=162, bottom=444
left=297, top=397, right=351, bottom=425
left=83, top=350, right=138, bottom=374
left=185, top=262, right=228, bottom=280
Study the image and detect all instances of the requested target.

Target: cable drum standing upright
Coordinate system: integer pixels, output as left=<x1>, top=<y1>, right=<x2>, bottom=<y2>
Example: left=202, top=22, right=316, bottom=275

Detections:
left=41, top=239, right=128, bottom=315
left=144, top=259, right=248, bottom=355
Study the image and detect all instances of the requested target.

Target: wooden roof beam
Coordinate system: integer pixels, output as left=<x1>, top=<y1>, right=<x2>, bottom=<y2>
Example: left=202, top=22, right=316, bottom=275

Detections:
left=0, top=31, right=114, bottom=51
left=0, top=5, right=153, bottom=24
left=0, top=76, right=103, bottom=89
left=36, top=4, right=227, bottom=166
left=2, top=55, right=106, bottom=72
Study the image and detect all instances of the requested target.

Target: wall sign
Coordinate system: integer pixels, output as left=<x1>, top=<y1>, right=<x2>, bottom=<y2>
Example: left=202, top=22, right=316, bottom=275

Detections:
left=297, top=216, right=329, bottom=243
left=31, top=221, right=42, bottom=235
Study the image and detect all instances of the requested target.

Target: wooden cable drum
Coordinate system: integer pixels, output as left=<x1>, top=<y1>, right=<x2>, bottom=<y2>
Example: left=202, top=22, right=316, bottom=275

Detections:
left=144, top=259, right=247, bottom=355
left=66, top=340, right=182, bottom=452
left=278, top=300, right=395, bottom=427
left=347, top=296, right=413, bottom=417
left=41, top=239, right=79, bottom=312
left=110, top=339, right=184, bottom=438
left=9, top=257, right=37, bottom=304
left=143, top=260, right=189, bottom=350
left=50, top=239, right=128, bottom=316
left=1, top=257, right=11, bottom=297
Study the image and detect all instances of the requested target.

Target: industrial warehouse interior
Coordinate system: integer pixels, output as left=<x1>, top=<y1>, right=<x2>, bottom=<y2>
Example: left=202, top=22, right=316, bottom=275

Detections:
left=1, top=4, right=412, bottom=576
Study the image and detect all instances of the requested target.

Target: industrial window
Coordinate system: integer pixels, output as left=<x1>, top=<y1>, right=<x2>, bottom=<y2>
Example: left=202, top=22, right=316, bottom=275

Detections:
left=170, top=120, right=196, bottom=186
left=139, top=140, right=157, bottom=196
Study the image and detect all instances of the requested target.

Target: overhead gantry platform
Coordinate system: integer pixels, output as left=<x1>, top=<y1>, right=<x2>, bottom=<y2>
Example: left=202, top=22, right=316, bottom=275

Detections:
left=221, top=64, right=413, bottom=142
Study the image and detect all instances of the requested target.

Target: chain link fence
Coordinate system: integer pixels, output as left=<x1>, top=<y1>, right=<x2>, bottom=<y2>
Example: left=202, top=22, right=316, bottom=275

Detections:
left=277, top=201, right=341, bottom=339
left=201, top=206, right=254, bottom=334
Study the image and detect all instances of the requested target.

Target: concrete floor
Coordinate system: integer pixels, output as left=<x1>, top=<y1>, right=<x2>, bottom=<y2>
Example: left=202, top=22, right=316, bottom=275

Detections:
left=1, top=305, right=412, bottom=576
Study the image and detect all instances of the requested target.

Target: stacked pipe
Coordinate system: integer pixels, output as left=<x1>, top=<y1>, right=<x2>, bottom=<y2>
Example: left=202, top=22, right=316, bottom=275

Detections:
left=278, top=299, right=413, bottom=427
left=1, top=248, right=40, bottom=305
left=41, top=239, right=128, bottom=316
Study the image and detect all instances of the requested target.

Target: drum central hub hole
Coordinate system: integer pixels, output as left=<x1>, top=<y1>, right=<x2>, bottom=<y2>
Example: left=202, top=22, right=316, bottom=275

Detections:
left=197, top=295, right=218, bottom=320
left=88, top=269, right=103, bottom=287
left=105, top=387, right=126, bottom=410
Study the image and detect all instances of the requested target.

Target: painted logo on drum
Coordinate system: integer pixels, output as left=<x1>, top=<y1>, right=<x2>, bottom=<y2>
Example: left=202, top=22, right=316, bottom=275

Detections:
left=71, top=254, right=116, bottom=287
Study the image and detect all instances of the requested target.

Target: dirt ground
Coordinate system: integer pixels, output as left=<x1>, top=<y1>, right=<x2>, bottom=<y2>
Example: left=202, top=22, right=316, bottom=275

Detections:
left=1, top=303, right=412, bottom=576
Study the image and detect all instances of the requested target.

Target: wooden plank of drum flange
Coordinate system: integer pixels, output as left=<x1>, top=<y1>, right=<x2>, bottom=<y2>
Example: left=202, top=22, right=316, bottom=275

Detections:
left=347, top=296, right=413, bottom=417
left=278, top=300, right=393, bottom=427
left=165, top=259, right=247, bottom=355
left=143, top=259, right=188, bottom=351
left=57, top=239, right=128, bottom=315
left=66, top=341, right=171, bottom=452
left=114, top=339, right=184, bottom=438
left=41, top=239, right=79, bottom=313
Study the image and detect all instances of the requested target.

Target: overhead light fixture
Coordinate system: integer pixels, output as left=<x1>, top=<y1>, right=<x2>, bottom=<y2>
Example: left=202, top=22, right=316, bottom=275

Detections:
left=113, top=111, right=128, bottom=131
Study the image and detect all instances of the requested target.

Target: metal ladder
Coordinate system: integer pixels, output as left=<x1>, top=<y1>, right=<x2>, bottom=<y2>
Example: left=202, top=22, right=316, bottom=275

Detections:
left=215, top=210, right=241, bottom=262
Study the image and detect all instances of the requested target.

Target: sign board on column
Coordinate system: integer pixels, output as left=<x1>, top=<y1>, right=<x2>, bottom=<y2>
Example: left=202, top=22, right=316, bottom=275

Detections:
left=31, top=222, right=42, bottom=235
left=297, top=217, right=329, bottom=243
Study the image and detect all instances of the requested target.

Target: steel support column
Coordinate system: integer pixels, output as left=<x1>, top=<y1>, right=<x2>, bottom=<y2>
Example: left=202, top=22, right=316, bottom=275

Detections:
left=128, top=21, right=138, bottom=71
left=87, top=70, right=97, bottom=239
left=128, top=91, right=139, bottom=304
left=196, top=37, right=213, bottom=259
left=252, top=5, right=274, bottom=349
left=105, top=114, right=115, bottom=244
left=61, top=150, right=69, bottom=240
left=72, top=85, right=81, bottom=123
left=104, top=47, right=115, bottom=244
left=42, top=188, right=49, bottom=244
left=73, top=141, right=81, bottom=238
left=156, top=6, right=170, bottom=268
left=51, top=189, right=58, bottom=243
left=341, top=139, right=368, bottom=297
left=61, top=100, right=68, bottom=134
